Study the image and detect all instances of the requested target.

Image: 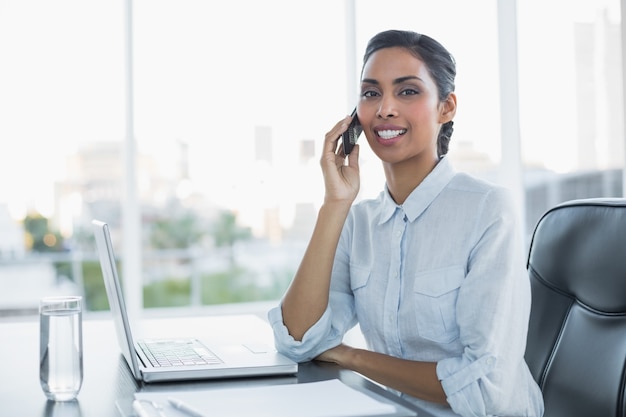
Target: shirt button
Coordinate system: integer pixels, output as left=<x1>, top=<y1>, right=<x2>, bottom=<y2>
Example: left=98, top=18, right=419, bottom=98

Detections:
left=486, top=357, right=495, bottom=367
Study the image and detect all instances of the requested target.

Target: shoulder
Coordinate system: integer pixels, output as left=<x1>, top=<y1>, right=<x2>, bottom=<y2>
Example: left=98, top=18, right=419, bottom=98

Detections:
left=440, top=173, right=518, bottom=235
left=447, top=172, right=513, bottom=209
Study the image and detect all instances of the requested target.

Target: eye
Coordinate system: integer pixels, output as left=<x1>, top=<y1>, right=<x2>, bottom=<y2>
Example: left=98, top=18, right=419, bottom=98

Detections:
left=362, top=90, right=379, bottom=98
left=399, top=88, right=419, bottom=96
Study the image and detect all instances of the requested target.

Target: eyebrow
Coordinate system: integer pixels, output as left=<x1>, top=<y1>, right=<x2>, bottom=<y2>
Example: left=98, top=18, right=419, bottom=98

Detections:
left=361, top=75, right=424, bottom=85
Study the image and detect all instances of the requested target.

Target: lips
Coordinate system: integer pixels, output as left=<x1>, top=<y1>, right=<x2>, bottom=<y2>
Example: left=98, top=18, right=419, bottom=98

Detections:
left=376, top=129, right=407, bottom=140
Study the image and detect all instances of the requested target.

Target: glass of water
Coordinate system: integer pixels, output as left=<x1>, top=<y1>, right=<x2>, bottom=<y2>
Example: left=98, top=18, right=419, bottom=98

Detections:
left=39, top=296, right=83, bottom=401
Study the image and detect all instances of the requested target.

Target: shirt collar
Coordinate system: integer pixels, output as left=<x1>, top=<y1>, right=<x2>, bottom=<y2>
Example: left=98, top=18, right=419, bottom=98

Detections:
left=378, top=157, right=456, bottom=225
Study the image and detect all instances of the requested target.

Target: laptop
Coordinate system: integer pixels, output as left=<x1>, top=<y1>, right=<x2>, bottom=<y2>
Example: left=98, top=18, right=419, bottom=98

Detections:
left=92, top=219, right=298, bottom=383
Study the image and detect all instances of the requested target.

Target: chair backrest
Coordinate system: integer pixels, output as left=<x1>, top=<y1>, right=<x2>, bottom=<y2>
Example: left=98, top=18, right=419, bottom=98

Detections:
left=525, top=198, right=626, bottom=417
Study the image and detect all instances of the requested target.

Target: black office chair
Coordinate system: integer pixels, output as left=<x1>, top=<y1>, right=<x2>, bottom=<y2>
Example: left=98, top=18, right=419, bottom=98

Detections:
left=525, top=198, right=626, bottom=417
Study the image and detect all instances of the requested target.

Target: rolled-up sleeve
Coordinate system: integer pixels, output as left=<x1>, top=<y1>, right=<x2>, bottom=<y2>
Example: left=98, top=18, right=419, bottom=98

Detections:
left=437, top=354, right=496, bottom=416
left=268, top=304, right=335, bottom=362
left=268, top=295, right=357, bottom=362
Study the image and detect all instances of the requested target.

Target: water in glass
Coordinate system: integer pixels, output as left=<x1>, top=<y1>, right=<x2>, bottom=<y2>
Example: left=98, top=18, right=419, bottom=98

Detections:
left=39, top=297, right=83, bottom=401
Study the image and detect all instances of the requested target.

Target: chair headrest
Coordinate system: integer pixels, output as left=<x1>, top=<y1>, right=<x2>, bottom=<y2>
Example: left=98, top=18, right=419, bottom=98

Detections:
left=527, top=198, right=626, bottom=314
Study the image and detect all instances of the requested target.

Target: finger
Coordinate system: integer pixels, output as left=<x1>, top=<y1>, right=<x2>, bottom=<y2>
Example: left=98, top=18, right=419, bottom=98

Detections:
left=324, top=115, right=352, bottom=149
left=346, top=144, right=360, bottom=169
left=336, top=140, right=347, bottom=159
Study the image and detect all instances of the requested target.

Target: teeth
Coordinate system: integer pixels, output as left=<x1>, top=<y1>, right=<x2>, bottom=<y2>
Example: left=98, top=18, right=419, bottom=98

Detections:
left=377, top=129, right=406, bottom=140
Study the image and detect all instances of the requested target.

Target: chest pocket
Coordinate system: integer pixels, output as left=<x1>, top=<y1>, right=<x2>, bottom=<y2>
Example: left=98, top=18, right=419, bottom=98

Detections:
left=412, top=267, right=464, bottom=343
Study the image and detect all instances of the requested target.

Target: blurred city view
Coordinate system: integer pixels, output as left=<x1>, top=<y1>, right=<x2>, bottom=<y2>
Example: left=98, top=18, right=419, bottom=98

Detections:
left=0, top=0, right=623, bottom=318
left=0, top=134, right=316, bottom=315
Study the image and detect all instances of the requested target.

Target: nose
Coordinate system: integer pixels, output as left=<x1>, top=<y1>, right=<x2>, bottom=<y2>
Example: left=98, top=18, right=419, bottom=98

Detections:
left=376, top=96, right=398, bottom=119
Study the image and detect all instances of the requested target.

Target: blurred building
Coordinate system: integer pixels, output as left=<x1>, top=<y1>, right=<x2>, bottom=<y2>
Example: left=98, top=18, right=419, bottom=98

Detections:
left=0, top=204, right=25, bottom=259
left=53, top=141, right=180, bottom=243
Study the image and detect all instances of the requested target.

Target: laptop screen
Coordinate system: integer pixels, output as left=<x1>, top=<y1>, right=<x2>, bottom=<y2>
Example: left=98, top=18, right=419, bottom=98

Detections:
left=92, top=219, right=143, bottom=379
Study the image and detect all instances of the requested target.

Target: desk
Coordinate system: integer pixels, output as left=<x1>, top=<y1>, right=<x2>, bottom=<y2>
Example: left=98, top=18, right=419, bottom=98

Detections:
left=0, top=314, right=431, bottom=417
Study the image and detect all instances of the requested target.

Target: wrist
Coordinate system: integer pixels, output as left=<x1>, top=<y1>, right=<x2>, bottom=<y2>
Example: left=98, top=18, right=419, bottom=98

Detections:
left=319, top=199, right=352, bottom=216
left=336, top=345, right=359, bottom=370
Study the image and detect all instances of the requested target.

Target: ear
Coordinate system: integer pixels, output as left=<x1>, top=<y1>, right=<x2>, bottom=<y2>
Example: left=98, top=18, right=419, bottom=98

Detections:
left=439, top=93, right=457, bottom=123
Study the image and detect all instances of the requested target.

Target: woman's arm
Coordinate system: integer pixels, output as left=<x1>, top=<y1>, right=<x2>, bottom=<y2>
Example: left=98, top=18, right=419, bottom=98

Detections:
left=280, top=115, right=361, bottom=341
left=281, top=201, right=351, bottom=340
left=317, top=345, right=448, bottom=404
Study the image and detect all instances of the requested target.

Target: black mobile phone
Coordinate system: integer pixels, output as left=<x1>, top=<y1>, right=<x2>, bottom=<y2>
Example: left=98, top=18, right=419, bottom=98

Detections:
left=341, top=107, right=363, bottom=155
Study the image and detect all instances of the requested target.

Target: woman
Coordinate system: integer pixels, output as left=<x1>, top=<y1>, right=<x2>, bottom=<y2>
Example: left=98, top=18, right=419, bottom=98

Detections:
left=269, top=29, right=544, bottom=417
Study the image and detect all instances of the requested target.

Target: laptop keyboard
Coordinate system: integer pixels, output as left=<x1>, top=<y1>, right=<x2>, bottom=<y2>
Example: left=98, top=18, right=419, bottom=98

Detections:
left=138, top=339, right=222, bottom=368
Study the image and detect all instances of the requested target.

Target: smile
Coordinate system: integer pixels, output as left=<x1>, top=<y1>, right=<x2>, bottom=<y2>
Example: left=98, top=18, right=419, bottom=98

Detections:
left=377, top=129, right=407, bottom=140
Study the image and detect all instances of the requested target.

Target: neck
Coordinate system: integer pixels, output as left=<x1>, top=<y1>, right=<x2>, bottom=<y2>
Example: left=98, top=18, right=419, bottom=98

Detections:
left=383, top=155, right=439, bottom=205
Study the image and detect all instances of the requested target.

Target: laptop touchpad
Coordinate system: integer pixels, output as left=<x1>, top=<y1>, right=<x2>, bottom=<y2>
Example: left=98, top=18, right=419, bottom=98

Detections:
left=243, top=343, right=270, bottom=354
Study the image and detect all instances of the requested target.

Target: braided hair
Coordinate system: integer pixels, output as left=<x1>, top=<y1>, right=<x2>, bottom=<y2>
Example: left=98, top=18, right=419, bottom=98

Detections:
left=362, top=30, right=456, bottom=158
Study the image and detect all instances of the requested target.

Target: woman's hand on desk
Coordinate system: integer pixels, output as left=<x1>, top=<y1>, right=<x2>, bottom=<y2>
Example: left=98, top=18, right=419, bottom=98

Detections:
left=314, top=344, right=354, bottom=365
left=315, top=344, right=448, bottom=405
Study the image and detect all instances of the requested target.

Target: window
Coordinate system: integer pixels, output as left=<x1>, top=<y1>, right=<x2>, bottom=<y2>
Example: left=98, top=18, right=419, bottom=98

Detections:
left=517, top=0, right=623, bottom=240
left=0, top=0, right=622, bottom=318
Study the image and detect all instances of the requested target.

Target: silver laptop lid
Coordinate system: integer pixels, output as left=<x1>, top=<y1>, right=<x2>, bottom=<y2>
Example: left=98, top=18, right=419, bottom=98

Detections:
left=92, top=219, right=143, bottom=380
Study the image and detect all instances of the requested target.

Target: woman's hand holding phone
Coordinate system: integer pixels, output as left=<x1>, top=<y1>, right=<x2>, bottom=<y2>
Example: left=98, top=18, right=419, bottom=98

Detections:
left=320, top=114, right=361, bottom=206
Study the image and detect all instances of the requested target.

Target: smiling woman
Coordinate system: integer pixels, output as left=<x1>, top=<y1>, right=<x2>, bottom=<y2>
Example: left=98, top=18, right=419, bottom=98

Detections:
left=270, top=29, right=544, bottom=417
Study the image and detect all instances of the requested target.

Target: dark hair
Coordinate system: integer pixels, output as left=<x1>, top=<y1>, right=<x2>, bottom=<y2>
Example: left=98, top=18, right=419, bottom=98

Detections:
left=362, top=30, right=456, bottom=157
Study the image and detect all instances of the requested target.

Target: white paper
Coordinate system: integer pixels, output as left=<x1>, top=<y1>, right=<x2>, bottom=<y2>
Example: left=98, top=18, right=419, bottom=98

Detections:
left=134, top=379, right=398, bottom=417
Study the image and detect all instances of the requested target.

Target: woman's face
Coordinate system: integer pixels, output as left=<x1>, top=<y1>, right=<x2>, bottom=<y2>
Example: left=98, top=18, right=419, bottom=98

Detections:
left=358, top=46, right=454, bottom=166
